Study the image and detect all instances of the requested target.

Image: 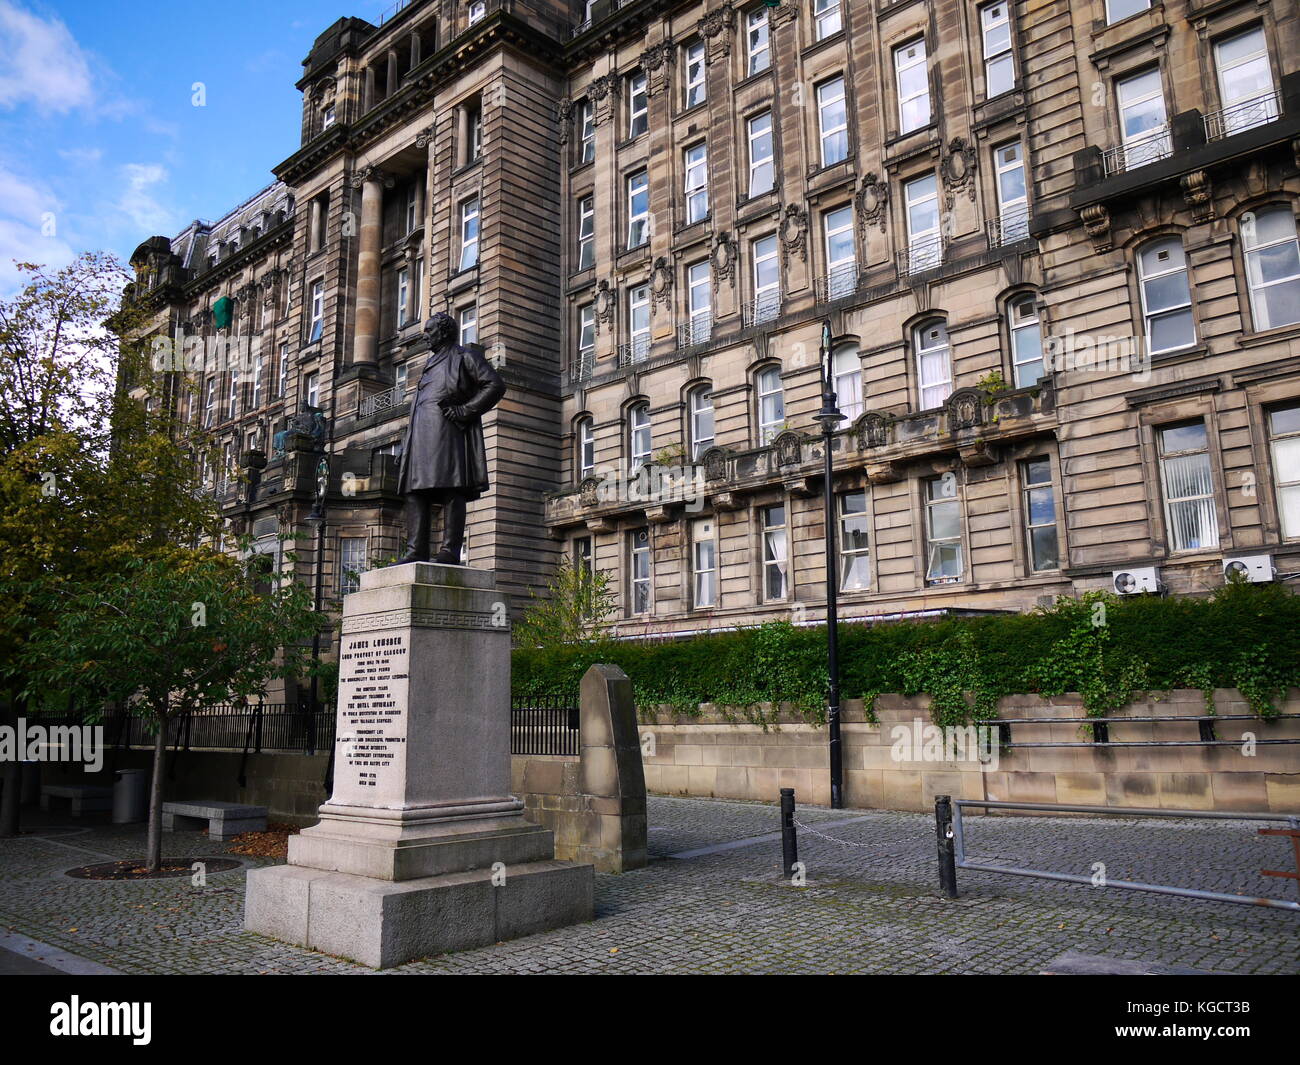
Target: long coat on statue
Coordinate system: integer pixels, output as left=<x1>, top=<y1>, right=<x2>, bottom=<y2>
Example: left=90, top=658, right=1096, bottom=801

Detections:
left=397, top=343, right=506, bottom=501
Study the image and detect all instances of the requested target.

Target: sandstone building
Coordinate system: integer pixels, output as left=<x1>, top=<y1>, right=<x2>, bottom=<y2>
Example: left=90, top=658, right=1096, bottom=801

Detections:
left=123, top=0, right=1300, bottom=661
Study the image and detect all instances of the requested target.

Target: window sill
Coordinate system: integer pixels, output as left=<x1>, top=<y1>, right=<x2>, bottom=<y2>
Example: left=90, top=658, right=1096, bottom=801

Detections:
left=448, top=266, right=479, bottom=294
left=1236, top=322, right=1300, bottom=349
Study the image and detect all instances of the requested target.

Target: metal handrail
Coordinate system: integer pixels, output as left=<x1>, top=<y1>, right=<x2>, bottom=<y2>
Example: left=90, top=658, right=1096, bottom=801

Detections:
left=1204, top=90, right=1281, bottom=141
left=1102, top=127, right=1172, bottom=176
left=742, top=291, right=782, bottom=328
left=359, top=384, right=402, bottom=419
left=987, top=207, right=1030, bottom=247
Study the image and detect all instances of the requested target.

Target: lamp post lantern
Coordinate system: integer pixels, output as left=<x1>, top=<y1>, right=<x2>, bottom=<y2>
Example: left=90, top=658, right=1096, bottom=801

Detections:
left=811, top=318, right=845, bottom=809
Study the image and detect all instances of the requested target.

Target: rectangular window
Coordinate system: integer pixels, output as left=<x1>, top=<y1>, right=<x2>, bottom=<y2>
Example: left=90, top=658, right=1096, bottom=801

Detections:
left=1106, top=0, right=1151, bottom=24
left=322, top=105, right=336, bottom=130
left=833, top=344, right=862, bottom=421
left=339, top=535, right=368, bottom=595
left=839, top=490, right=870, bottom=591
left=277, top=343, right=289, bottom=398
left=994, top=142, right=1029, bottom=244
left=904, top=173, right=942, bottom=272
left=412, top=256, right=424, bottom=321
left=578, top=99, right=596, bottom=164
left=468, top=104, right=483, bottom=162
left=692, top=518, right=717, bottom=608
left=684, top=143, right=709, bottom=224
left=627, top=170, right=649, bottom=248
left=895, top=39, right=931, bottom=134
left=762, top=504, right=789, bottom=600
left=1117, top=68, right=1170, bottom=168
left=925, top=476, right=963, bottom=583
left=628, top=72, right=648, bottom=139
left=578, top=418, right=595, bottom=479
left=1010, top=296, right=1043, bottom=387
left=757, top=366, right=785, bottom=444
left=1158, top=421, right=1218, bottom=551
left=690, top=388, right=714, bottom=460
left=396, top=361, right=409, bottom=392
left=396, top=266, right=410, bottom=328
left=459, top=304, right=478, bottom=346
left=824, top=205, right=856, bottom=299
left=1269, top=404, right=1300, bottom=539
left=308, top=279, right=324, bottom=342
left=578, top=195, right=595, bottom=270
left=404, top=184, right=418, bottom=235
left=203, top=378, right=216, bottom=427
left=1243, top=208, right=1300, bottom=331
left=687, top=260, right=712, bottom=344
left=628, top=284, right=651, bottom=361
left=814, top=0, right=842, bottom=40
left=747, top=111, right=775, bottom=198
left=458, top=197, right=480, bottom=271
left=753, top=234, right=780, bottom=324
left=915, top=321, right=952, bottom=409
left=228, top=370, right=240, bottom=419
left=1022, top=457, right=1059, bottom=571
left=1214, top=27, right=1277, bottom=136
left=573, top=535, right=594, bottom=616
left=252, top=353, right=265, bottom=409
left=746, top=9, right=770, bottom=76
left=468, top=1, right=486, bottom=26
left=305, top=371, right=319, bottom=409
left=1138, top=239, right=1195, bottom=354
left=577, top=303, right=596, bottom=376
left=629, top=528, right=651, bottom=614
left=980, top=2, right=1014, bottom=97
left=685, top=40, right=706, bottom=108
left=629, top=404, right=652, bottom=472
left=817, top=76, right=848, bottom=167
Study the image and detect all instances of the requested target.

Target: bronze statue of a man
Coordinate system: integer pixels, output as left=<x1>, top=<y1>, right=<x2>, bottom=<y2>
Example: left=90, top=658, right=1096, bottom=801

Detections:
left=395, top=312, right=505, bottom=564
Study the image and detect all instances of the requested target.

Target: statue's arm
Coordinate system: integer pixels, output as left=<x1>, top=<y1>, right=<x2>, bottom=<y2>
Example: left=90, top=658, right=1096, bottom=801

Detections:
left=460, top=348, right=506, bottom=418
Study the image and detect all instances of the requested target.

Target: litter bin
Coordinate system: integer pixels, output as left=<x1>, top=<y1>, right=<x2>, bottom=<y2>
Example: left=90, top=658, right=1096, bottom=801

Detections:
left=112, top=768, right=148, bottom=824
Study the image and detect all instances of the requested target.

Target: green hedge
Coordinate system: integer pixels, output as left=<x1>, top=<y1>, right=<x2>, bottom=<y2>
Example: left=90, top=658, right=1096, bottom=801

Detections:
left=511, top=582, right=1300, bottom=726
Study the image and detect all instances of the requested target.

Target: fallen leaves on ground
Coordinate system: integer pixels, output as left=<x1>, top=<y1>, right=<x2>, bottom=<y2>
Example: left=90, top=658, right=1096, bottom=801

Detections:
left=226, top=822, right=301, bottom=860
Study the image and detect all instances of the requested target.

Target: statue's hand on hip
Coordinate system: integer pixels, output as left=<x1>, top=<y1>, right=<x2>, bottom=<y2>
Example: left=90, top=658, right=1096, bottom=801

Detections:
left=439, top=401, right=470, bottom=427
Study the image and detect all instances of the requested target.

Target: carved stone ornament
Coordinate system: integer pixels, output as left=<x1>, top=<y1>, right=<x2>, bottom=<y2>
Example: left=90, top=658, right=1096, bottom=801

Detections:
left=651, top=257, right=675, bottom=308
left=770, top=2, right=798, bottom=29
left=942, top=138, right=977, bottom=210
left=1080, top=203, right=1112, bottom=253
left=579, top=475, right=603, bottom=508
left=414, top=124, right=435, bottom=149
left=774, top=430, right=802, bottom=467
left=587, top=74, right=619, bottom=127
left=641, top=43, right=675, bottom=97
left=350, top=165, right=394, bottom=190
left=779, top=204, right=809, bottom=266
left=702, top=446, right=728, bottom=483
left=857, top=174, right=889, bottom=235
left=556, top=99, right=574, bottom=144
left=712, top=232, right=738, bottom=288
left=1181, top=169, right=1214, bottom=223
left=946, top=388, right=985, bottom=432
left=593, top=279, right=617, bottom=328
left=698, top=2, right=736, bottom=63
left=857, top=411, right=892, bottom=450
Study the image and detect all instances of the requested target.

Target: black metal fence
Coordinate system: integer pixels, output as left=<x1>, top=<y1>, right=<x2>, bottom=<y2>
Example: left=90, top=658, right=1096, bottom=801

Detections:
left=36, top=704, right=335, bottom=756
left=510, top=695, right=581, bottom=756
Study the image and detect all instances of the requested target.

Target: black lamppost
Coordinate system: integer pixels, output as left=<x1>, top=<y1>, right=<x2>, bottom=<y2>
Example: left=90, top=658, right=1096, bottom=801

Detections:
left=811, top=318, right=845, bottom=809
left=307, top=457, right=328, bottom=751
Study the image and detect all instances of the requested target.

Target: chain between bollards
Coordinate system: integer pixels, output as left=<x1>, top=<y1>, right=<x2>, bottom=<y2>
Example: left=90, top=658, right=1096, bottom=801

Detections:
left=780, top=787, right=798, bottom=878
left=935, top=794, right=959, bottom=898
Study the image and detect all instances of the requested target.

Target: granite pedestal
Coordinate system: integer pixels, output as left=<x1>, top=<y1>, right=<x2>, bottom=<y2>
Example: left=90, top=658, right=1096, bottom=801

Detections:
left=244, top=563, right=593, bottom=968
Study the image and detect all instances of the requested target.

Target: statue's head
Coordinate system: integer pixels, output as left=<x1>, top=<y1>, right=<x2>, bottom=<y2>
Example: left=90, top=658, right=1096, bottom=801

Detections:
left=423, top=312, right=456, bottom=350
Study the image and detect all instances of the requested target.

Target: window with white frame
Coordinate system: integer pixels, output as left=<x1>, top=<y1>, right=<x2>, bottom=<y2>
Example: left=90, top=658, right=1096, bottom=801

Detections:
left=1242, top=207, right=1300, bottom=331
left=1158, top=421, right=1218, bottom=551
left=895, top=39, right=931, bottom=134
left=203, top=377, right=216, bottom=427
left=687, top=260, right=712, bottom=343
left=685, top=40, right=706, bottom=108
left=832, top=342, right=862, bottom=421
left=305, top=371, right=319, bottom=409
left=458, top=197, right=480, bottom=271
left=459, top=304, right=478, bottom=346
left=228, top=369, right=240, bottom=419
left=757, top=365, right=785, bottom=444
left=404, top=184, right=418, bottom=234
left=839, top=490, right=870, bottom=591
left=1116, top=68, right=1170, bottom=167
left=746, top=8, right=770, bottom=76
left=814, top=0, right=842, bottom=40
left=322, top=105, right=336, bottom=131
left=904, top=172, right=942, bottom=271
left=627, top=170, right=649, bottom=248
left=628, top=72, right=648, bottom=139
left=308, top=279, right=324, bottom=342
left=339, top=535, right=368, bottom=595
left=689, top=386, right=714, bottom=459
left=753, top=233, right=780, bottom=323
left=628, top=283, right=650, bottom=360
left=578, top=302, right=596, bottom=374
left=396, top=361, right=409, bottom=392
left=824, top=205, right=856, bottom=299
left=629, top=402, right=652, bottom=472
left=980, top=2, right=1014, bottom=97
left=1214, top=27, right=1277, bottom=135
left=684, top=142, right=709, bottom=224
left=252, top=353, right=265, bottom=409
left=994, top=141, right=1029, bottom=243
left=1022, top=456, right=1059, bottom=571
left=1009, top=295, right=1043, bottom=387
left=412, top=257, right=424, bottom=320
left=573, top=534, right=594, bottom=616
left=577, top=195, right=595, bottom=270
left=817, top=76, right=848, bottom=166
left=1138, top=238, right=1196, bottom=354
left=1106, top=0, right=1150, bottom=24
left=277, top=343, right=289, bottom=398
left=578, top=99, right=596, bottom=164
left=468, top=1, right=486, bottom=26
left=629, top=527, right=651, bottom=613
left=925, top=475, right=963, bottom=583
left=914, top=320, right=952, bottom=409
left=397, top=266, right=410, bottom=328
left=762, top=503, right=789, bottom=600
left=577, top=416, right=595, bottom=479
left=692, top=518, right=717, bottom=608
left=748, top=111, right=774, bottom=198
left=1269, top=403, right=1300, bottom=539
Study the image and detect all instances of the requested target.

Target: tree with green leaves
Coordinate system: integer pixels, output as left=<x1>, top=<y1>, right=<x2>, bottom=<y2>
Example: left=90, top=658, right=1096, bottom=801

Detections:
left=18, top=551, right=323, bottom=871
left=513, top=558, right=618, bottom=649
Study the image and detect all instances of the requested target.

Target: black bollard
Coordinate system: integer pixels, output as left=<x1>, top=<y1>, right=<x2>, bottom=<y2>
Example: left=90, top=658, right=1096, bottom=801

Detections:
left=935, top=794, right=958, bottom=898
left=780, top=787, right=798, bottom=879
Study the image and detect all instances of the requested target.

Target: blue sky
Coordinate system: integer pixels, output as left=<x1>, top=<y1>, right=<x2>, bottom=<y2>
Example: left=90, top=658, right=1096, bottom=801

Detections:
left=0, top=0, right=397, bottom=295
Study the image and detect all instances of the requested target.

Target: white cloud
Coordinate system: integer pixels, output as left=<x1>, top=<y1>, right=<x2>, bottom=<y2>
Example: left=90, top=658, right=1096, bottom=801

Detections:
left=114, top=162, right=174, bottom=233
left=0, top=162, right=55, bottom=221
left=0, top=1, right=95, bottom=113
left=0, top=218, right=75, bottom=295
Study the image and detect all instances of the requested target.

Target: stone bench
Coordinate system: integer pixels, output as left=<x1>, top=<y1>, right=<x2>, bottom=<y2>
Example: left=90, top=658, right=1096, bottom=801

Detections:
left=40, top=785, right=112, bottom=815
left=162, top=801, right=267, bottom=841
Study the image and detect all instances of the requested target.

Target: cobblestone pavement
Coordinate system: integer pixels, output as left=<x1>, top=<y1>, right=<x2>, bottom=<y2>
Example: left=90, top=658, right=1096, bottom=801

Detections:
left=0, top=796, right=1296, bottom=975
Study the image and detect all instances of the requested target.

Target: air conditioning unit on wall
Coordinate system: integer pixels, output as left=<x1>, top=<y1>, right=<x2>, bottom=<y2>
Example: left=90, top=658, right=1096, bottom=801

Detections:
left=1111, top=566, right=1161, bottom=595
left=1222, top=554, right=1275, bottom=583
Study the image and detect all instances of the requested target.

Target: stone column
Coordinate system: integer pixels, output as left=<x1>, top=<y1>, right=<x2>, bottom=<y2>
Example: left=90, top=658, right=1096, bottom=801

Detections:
left=351, top=167, right=391, bottom=365
left=308, top=196, right=323, bottom=253
left=387, top=49, right=398, bottom=94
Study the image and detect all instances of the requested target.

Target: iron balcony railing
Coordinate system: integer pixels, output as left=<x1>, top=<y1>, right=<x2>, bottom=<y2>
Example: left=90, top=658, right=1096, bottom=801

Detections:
left=510, top=695, right=580, bottom=756
left=358, top=384, right=403, bottom=419
left=1204, top=90, right=1282, bottom=141
left=1102, top=127, right=1173, bottom=176
left=678, top=314, right=714, bottom=348
left=568, top=348, right=595, bottom=386
left=987, top=206, right=1030, bottom=247
left=897, top=234, right=947, bottom=277
left=815, top=263, right=861, bottom=304
left=618, top=335, right=652, bottom=367
left=742, top=290, right=782, bottom=328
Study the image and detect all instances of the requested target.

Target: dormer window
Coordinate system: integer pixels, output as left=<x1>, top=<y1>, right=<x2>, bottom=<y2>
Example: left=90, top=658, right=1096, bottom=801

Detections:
left=321, top=105, right=336, bottom=131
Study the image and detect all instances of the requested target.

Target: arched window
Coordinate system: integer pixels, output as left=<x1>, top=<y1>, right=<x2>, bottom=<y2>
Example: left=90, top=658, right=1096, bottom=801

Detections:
left=628, top=402, right=651, bottom=472
left=576, top=416, right=595, bottom=480
left=832, top=342, right=862, bottom=420
left=1137, top=238, right=1195, bottom=354
left=1008, top=296, right=1043, bottom=387
left=688, top=386, right=714, bottom=460
left=756, top=366, right=785, bottom=444
left=1242, top=207, right=1300, bottom=331
left=914, top=320, right=952, bottom=409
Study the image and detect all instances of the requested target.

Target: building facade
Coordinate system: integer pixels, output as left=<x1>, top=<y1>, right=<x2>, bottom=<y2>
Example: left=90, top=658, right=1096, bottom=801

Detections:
left=124, top=0, right=1300, bottom=655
